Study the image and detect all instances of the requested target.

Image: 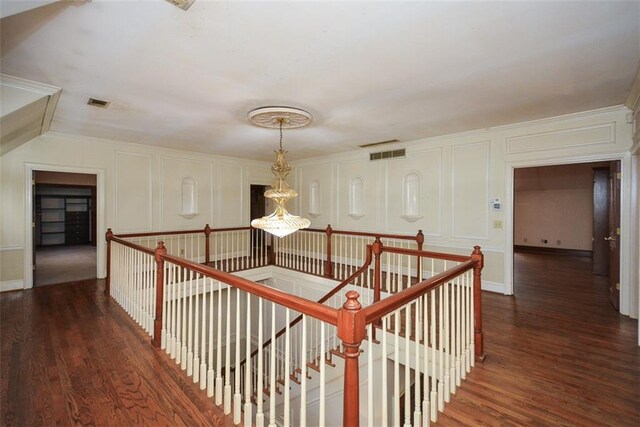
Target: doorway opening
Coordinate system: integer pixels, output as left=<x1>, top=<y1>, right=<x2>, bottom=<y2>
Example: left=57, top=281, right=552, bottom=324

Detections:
left=33, top=171, right=97, bottom=286
left=513, top=161, right=621, bottom=311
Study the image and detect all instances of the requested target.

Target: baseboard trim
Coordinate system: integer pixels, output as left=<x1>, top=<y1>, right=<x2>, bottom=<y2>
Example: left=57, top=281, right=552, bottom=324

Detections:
left=1, top=280, right=24, bottom=292
left=482, top=280, right=506, bottom=294
left=514, top=245, right=592, bottom=258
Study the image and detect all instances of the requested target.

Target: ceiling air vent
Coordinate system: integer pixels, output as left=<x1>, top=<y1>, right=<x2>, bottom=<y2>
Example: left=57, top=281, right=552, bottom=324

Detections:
left=370, top=149, right=406, bottom=161
left=165, top=0, right=195, bottom=10
left=87, top=98, right=110, bottom=108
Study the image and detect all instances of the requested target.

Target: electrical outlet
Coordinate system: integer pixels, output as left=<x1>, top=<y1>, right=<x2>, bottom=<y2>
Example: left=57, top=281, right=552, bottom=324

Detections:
left=557, top=240, right=561, bottom=245
left=493, top=220, right=503, bottom=229
left=180, top=249, right=185, bottom=256
left=523, top=237, right=528, bottom=243
left=541, top=239, right=548, bottom=244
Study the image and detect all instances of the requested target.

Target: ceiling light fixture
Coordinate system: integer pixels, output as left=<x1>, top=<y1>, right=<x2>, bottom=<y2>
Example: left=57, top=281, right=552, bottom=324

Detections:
left=249, top=106, right=312, bottom=238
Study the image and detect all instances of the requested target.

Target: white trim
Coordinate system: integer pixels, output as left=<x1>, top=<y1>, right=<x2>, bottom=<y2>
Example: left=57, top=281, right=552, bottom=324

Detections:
left=24, top=163, right=106, bottom=289
left=505, top=152, right=634, bottom=315
left=0, top=246, right=23, bottom=251
left=482, top=280, right=506, bottom=294
left=0, top=280, right=24, bottom=293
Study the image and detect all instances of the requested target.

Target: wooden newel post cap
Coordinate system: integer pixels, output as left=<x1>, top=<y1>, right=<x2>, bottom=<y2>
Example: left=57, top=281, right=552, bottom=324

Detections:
left=204, top=224, right=211, bottom=235
left=472, top=245, right=484, bottom=268
left=106, top=228, right=113, bottom=239
left=155, top=241, right=167, bottom=262
left=343, top=291, right=362, bottom=311
left=326, top=224, right=333, bottom=235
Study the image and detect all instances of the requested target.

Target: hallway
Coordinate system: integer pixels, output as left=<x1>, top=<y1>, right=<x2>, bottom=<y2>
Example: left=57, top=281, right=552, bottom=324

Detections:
left=1, top=253, right=638, bottom=425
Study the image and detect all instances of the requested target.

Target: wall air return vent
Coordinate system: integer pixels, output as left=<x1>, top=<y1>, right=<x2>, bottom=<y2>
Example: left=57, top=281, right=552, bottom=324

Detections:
left=87, top=98, right=110, bottom=108
left=370, top=149, right=406, bottom=161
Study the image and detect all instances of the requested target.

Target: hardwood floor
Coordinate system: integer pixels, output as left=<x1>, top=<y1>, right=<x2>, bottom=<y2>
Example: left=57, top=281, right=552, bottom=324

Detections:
left=437, top=253, right=640, bottom=426
left=0, top=279, right=234, bottom=427
left=1, top=253, right=638, bottom=426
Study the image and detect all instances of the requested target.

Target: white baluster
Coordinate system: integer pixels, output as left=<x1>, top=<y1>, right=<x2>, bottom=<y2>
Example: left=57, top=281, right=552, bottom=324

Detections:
left=319, top=321, right=326, bottom=427
left=193, top=273, right=200, bottom=384
left=176, top=265, right=183, bottom=365
left=200, top=274, right=207, bottom=388
left=284, top=309, right=291, bottom=427
left=187, top=269, right=194, bottom=376
left=381, top=316, right=388, bottom=427
left=404, top=303, right=411, bottom=427
left=268, top=303, right=276, bottom=427
left=233, top=288, right=242, bottom=423
left=225, top=285, right=232, bottom=414
left=394, top=309, right=400, bottom=426
left=256, top=298, right=264, bottom=427
left=207, top=278, right=215, bottom=397
left=367, top=323, right=373, bottom=427
left=444, top=280, right=450, bottom=403
left=244, top=294, right=252, bottom=427
left=423, top=293, right=430, bottom=427
left=414, top=298, right=422, bottom=427
left=300, top=315, right=307, bottom=427
left=216, top=280, right=223, bottom=405
left=430, top=285, right=437, bottom=422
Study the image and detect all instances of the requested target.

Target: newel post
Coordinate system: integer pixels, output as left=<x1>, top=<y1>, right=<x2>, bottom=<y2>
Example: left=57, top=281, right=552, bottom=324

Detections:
left=338, top=291, right=366, bottom=427
left=416, top=229, right=424, bottom=279
left=105, top=228, right=113, bottom=295
left=153, top=241, right=167, bottom=348
left=471, top=246, right=486, bottom=362
left=204, top=224, right=211, bottom=265
left=324, top=224, right=334, bottom=279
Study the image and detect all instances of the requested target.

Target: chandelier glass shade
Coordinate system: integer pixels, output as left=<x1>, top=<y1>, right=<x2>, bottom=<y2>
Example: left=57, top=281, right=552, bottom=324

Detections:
left=250, top=111, right=311, bottom=238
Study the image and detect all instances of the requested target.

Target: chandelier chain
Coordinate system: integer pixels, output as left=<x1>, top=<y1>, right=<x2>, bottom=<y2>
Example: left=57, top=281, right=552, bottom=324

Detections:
left=279, top=118, right=284, bottom=150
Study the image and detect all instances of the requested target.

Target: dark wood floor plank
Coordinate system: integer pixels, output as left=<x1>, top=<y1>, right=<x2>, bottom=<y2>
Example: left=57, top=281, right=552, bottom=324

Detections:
left=1, top=279, right=233, bottom=427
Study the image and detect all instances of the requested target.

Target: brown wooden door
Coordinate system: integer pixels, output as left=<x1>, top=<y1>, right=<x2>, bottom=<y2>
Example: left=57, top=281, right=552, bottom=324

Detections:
left=592, top=167, right=610, bottom=276
left=607, top=161, right=621, bottom=310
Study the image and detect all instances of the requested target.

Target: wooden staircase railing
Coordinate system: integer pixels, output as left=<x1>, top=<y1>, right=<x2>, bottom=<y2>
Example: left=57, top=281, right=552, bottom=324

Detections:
left=105, top=225, right=484, bottom=426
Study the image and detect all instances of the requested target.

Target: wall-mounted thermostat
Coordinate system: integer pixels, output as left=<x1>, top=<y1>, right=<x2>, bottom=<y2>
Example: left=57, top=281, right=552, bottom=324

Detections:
left=489, top=198, right=502, bottom=210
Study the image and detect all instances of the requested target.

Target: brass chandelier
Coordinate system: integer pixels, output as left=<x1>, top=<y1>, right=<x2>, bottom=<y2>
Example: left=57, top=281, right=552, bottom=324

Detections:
left=249, top=107, right=311, bottom=238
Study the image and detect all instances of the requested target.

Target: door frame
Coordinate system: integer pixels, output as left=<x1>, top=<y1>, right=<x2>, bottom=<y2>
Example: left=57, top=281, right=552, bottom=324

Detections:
left=505, top=152, right=635, bottom=317
left=24, top=163, right=106, bottom=289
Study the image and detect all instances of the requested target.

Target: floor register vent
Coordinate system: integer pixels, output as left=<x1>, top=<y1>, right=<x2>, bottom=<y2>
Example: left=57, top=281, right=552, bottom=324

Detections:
left=370, top=148, right=406, bottom=161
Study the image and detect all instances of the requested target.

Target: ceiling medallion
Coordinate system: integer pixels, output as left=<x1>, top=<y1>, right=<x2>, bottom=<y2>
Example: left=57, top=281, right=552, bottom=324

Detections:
left=248, top=106, right=312, bottom=129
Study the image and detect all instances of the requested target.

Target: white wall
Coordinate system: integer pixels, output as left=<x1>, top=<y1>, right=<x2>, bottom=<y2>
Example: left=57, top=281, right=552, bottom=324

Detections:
left=292, top=106, right=637, bottom=317
left=0, top=131, right=272, bottom=289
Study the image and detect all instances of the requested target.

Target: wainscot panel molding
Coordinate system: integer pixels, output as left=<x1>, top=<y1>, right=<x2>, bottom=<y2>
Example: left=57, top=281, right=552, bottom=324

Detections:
left=115, top=151, right=153, bottom=233
left=506, top=122, right=616, bottom=154
left=451, top=141, right=490, bottom=240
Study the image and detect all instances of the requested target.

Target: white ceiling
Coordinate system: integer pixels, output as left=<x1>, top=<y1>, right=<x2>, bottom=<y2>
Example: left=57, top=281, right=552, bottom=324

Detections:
left=1, top=1, right=639, bottom=161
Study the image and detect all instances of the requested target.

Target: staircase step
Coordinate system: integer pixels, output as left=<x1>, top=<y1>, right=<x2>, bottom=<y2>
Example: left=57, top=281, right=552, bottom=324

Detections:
left=329, top=348, right=345, bottom=359
left=307, top=361, right=321, bottom=373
